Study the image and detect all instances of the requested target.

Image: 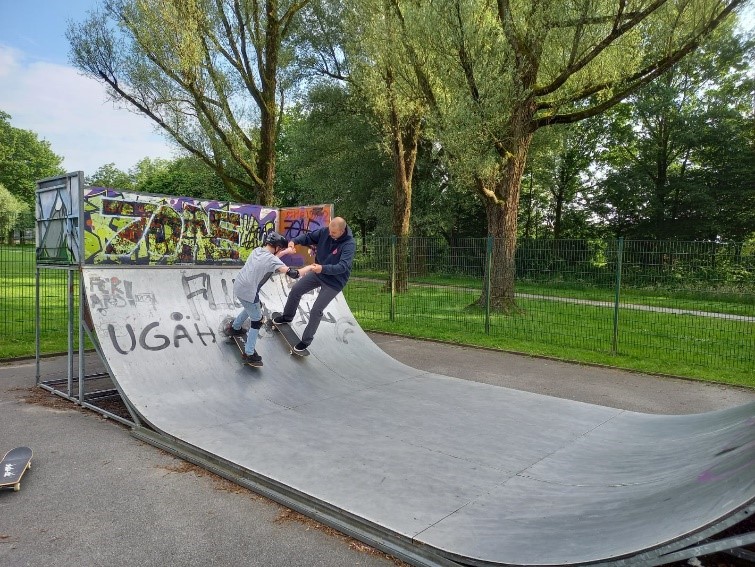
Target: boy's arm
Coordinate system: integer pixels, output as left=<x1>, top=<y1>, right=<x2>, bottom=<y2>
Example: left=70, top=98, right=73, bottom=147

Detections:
left=289, top=227, right=323, bottom=248
left=276, top=264, right=315, bottom=278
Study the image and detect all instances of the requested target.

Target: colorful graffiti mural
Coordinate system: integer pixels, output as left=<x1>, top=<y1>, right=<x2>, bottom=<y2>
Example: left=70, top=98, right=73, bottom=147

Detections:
left=278, top=205, right=332, bottom=240
left=84, top=188, right=278, bottom=265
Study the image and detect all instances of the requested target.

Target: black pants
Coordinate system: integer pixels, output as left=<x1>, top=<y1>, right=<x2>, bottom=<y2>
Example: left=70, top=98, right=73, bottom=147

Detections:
left=282, top=273, right=340, bottom=345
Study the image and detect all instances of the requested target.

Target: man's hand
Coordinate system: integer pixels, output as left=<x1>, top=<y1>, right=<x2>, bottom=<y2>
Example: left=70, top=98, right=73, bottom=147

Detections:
left=311, top=263, right=322, bottom=274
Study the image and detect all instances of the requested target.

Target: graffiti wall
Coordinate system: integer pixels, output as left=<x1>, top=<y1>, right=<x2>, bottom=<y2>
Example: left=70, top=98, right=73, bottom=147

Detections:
left=84, top=188, right=278, bottom=265
left=278, top=205, right=333, bottom=268
left=278, top=205, right=332, bottom=240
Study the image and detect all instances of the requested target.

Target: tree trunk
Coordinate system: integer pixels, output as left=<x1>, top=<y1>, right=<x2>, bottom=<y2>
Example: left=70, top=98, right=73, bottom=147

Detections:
left=258, top=8, right=280, bottom=207
left=258, top=106, right=277, bottom=206
left=386, top=70, right=420, bottom=294
left=478, top=103, right=535, bottom=312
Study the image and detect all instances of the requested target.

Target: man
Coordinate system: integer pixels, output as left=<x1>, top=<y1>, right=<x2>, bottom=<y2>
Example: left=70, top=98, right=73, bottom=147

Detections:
left=226, top=231, right=313, bottom=365
left=272, top=217, right=355, bottom=352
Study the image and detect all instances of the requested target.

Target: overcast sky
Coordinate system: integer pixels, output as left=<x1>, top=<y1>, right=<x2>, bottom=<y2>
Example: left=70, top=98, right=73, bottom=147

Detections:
left=0, top=1, right=753, bottom=178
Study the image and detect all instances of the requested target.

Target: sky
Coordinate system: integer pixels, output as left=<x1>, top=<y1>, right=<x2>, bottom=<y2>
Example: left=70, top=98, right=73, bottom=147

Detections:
left=0, top=0, right=176, bottom=175
left=0, top=2, right=753, bottom=178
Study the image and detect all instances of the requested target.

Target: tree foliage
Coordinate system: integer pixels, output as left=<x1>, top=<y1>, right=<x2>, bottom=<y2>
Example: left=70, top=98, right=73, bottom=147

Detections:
left=67, top=0, right=311, bottom=205
left=276, top=84, right=391, bottom=238
left=0, top=184, right=29, bottom=242
left=388, top=0, right=746, bottom=309
left=0, top=111, right=64, bottom=214
left=589, top=22, right=755, bottom=241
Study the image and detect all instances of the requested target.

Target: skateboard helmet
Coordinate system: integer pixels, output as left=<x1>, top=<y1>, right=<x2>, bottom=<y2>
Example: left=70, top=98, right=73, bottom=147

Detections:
left=265, top=231, right=288, bottom=251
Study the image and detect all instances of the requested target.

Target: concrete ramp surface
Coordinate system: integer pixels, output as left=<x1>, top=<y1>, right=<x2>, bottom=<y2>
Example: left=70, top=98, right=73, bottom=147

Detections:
left=83, top=266, right=755, bottom=566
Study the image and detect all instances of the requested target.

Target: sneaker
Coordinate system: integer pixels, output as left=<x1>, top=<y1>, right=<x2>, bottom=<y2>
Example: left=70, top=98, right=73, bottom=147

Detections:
left=224, top=322, right=244, bottom=336
left=242, top=351, right=262, bottom=364
left=293, top=341, right=309, bottom=353
left=272, top=315, right=292, bottom=325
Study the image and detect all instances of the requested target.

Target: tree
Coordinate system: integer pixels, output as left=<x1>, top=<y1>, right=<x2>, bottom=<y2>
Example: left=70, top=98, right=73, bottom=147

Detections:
left=523, top=121, right=601, bottom=240
left=276, top=84, right=391, bottom=239
left=591, top=22, right=755, bottom=240
left=67, top=0, right=312, bottom=206
left=391, top=0, right=746, bottom=310
left=293, top=0, right=429, bottom=291
left=0, top=184, right=29, bottom=243
left=0, top=111, right=64, bottom=215
left=132, top=156, right=233, bottom=201
left=86, top=162, right=135, bottom=189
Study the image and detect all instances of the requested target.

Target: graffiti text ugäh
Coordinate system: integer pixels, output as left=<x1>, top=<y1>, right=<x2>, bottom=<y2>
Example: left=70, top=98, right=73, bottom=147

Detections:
left=107, top=321, right=216, bottom=355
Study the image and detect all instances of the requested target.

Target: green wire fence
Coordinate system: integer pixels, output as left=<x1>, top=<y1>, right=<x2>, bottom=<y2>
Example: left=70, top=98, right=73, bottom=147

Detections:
left=2, top=238, right=753, bottom=384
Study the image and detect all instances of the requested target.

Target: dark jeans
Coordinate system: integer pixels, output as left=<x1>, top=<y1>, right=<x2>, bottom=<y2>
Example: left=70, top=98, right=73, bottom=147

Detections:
left=282, top=272, right=340, bottom=345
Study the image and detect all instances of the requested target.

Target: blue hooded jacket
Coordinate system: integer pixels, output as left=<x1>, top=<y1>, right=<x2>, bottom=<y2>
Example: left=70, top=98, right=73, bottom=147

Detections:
left=293, top=225, right=356, bottom=291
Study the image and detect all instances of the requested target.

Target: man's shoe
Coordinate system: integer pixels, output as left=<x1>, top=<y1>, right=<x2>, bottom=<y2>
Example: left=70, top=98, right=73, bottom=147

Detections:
left=293, top=341, right=309, bottom=353
left=224, top=322, right=244, bottom=336
left=272, top=315, right=292, bottom=325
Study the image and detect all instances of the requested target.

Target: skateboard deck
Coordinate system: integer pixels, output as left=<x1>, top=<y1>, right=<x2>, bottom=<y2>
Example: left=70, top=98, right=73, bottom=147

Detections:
left=222, top=318, right=263, bottom=367
left=270, top=312, right=310, bottom=357
left=1, top=446, right=33, bottom=492
left=231, top=334, right=263, bottom=367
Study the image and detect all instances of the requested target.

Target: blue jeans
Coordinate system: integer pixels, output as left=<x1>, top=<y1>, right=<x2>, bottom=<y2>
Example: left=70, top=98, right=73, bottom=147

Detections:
left=232, top=298, right=262, bottom=355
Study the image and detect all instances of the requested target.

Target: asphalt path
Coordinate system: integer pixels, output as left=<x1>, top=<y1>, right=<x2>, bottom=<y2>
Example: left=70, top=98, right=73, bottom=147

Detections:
left=1, top=334, right=753, bottom=567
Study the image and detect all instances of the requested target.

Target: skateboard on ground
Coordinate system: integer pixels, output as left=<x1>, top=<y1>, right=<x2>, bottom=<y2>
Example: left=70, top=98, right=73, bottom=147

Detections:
left=221, top=317, right=263, bottom=367
left=1, top=446, right=33, bottom=492
left=270, top=312, right=310, bottom=357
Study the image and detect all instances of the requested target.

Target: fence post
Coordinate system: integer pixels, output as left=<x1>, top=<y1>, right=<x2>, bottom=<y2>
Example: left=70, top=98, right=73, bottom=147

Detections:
left=35, top=265, right=41, bottom=385
left=485, top=236, right=493, bottom=334
left=390, top=235, right=396, bottom=322
left=612, top=237, right=624, bottom=355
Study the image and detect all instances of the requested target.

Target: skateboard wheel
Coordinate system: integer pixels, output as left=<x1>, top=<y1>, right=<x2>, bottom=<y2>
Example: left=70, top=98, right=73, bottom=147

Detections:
left=13, top=484, right=20, bottom=492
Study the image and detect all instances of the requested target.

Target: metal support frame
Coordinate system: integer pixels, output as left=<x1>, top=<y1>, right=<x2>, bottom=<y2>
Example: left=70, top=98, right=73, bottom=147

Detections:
left=34, top=172, right=136, bottom=427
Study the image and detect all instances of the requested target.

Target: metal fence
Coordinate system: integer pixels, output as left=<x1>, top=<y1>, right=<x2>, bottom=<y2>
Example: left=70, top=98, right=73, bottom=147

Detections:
left=1, top=245, right=77, bottom=334
left=2, top=239, right=753, bottom=380
left=346, top=237, right=754, bottom=381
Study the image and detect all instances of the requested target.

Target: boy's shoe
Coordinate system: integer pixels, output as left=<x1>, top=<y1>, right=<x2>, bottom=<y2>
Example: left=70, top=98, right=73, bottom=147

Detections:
left=272, top=315, right=292, bottom=325
left=242, top=351, right=263, bottom=365
left=224, top=322, right=244, bottom=336
left=293, top=341, right=309, bottom=353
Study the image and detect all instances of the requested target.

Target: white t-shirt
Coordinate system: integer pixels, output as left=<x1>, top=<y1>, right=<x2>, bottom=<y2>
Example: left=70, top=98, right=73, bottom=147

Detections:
left=233, top=247, right=285, bottom=303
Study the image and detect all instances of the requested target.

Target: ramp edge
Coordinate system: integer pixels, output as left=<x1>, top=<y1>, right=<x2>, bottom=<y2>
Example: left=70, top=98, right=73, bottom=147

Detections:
left=131, top=426, right=463, bottom=567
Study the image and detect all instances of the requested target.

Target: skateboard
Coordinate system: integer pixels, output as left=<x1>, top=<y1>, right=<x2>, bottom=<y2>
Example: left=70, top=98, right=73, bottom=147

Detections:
left=1, top=446, right=33, bottom=492
left=231, top=334, right=263, bottom=367
left=270, top=312, right=310, bottom=357
left=222, top=318, right=263, bottom=367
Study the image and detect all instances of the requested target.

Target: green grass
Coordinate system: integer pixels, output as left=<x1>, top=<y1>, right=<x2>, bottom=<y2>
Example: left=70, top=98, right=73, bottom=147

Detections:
left=0, top=245, right=83, bottom=358
left=344, top=280, right=755, bottom=389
